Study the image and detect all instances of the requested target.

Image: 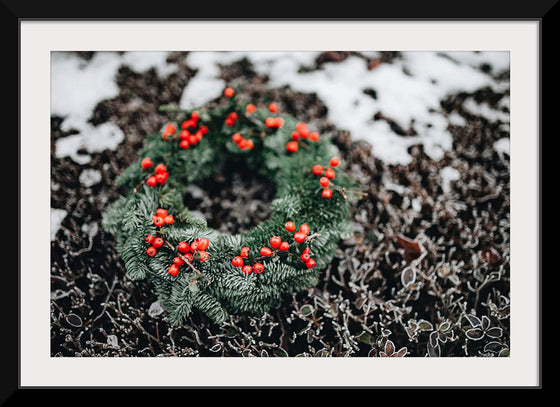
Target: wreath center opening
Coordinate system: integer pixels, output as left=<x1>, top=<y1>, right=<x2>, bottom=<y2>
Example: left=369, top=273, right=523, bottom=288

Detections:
left=183, top=159, right=275, bottom=236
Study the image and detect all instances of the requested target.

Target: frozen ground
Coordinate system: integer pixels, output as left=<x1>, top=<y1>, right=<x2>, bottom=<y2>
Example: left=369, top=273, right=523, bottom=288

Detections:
left=50, top=51, right=511, bottom=357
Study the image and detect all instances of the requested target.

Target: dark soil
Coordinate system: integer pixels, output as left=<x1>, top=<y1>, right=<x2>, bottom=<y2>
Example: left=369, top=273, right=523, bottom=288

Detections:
left=51, top=51, right=510, bottom=357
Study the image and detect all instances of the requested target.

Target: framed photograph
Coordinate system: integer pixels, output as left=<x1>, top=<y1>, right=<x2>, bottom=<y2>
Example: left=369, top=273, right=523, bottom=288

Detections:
left=13, top=8, right=545, bottom=396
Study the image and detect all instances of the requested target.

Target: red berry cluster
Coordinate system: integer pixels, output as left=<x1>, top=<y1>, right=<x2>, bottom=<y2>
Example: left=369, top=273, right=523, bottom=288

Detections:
left=145, top=234, right=164, bottom=257
left=284, top=221, right=317, bottom=268
left=232, top=132, right=254, bottom=150
left=231, top=245, right=265, bottom=275
left=152, top=208, right=174, bottom=227
left=312, top=157, right=340, bottom=199
left=265, top=116, right=284, bottom=129
left=225, top=111, right=238, bottom=127
left=141, top=160, right=169, bottom=187
left=286, top=122, right=320, bottom=153
left=231, top=221, right=317, bottom=274
left=178, top=111, right=209, bottom=149
left=160, top=111, right=209, bottom=149
left=168, top=237, right=210, bottom=276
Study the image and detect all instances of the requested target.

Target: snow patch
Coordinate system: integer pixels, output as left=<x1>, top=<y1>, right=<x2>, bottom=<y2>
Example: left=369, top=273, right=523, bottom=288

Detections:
left=79, top=169, right=103, bottom=187
left=52, top=52, right=178, bottom=164
left=177, top=51, right=509, bottom=165
left=493, top=138, right=510, bottom=156
left=463, top=98, right=510, bottom=123
left=440, top=166, right=460, bottom=195
left=51, top=208, right=67, bottom=240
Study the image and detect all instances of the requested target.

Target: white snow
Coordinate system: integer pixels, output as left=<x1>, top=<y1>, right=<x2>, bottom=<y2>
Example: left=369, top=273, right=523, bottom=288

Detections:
left=493, top=138, right=510, bottom=156
left=148, top=301, right=165, bottom=318
left=176, top=51, right=509, bottom=165
left=440, top=166, right=461, bottom=195
left=51, top=208, right=67, bottom=240
left=79, top=169, right=103, bottom=187
left=463, top=98, right=510, bottom=123
left=51, top=52, right=178, bottom=164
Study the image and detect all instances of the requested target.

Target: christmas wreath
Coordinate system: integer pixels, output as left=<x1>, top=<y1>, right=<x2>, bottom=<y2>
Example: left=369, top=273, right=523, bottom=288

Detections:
left=103, top=87, right=358, bottom=325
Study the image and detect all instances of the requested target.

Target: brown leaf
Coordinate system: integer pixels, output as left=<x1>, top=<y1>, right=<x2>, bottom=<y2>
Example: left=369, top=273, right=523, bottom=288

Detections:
left=481, top=247, right=501, bottom=265
left=316, top=51, right=350, bottom=65
left=368, top=58, right=382, bottom=70
left=395, top=234, right=423, bottom=261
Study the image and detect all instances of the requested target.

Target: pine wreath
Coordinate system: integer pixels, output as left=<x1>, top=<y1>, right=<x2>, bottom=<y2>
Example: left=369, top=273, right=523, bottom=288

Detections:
left=102, top=87, right=359, bottom=325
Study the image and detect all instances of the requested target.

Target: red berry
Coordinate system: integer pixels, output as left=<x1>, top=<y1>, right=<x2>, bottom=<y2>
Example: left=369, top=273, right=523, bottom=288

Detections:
left=153, top=216, right=165, bottom=227
left=312, top=165, right=323, bottom=175
left=265, top=117, right=276, bottom=128
left=319, top=177, right=329, bottom=187
left=293, top=232, right=307, bottom=244
left=141, top=157, right=153, bottom=169
left=181, top=119, right=195, bottom=129
left=309, top=132, right=320, bottom=142
left=146, top=176, right=157, bottom=187
left=305, top=258, right=317, bottom=269
left=260, top=247, right=273, bottom=257
left=189, top=134, right=199, bottom=145
left=198, top=238, right=209, bottom=251
left=184, top=253, right=194, bottom=262
left=153, top=237, right=164, bottom=248
left=168, top=264, right=180, bottom=276
left=163, top=124, right=176, bottom=136
left=291, top=131, right=300, bottom=140
left=179, top=139, right=190, bottom=149
left=253, top=263, right=265, bottom=274
left=242, top=265, right=253, bottom=274
left=232, top=256, right=244, bottom=267
left=274, top=117, right=284, bottom=128
left=296, top=122, right=309, bottom=138
left=299, top=224, right=310, bottom=234
left=154, top=164, right=167, bottom=174
left=228, top=112, right=238, bottom=121
left=322, top=188, right=333, bottom=199
left=285, top=221, right=296, bottom=232
left=303, top=247, right=310, bottom=255
left=146, top=246, right=157, bottom=257
left=199, top=125, right=209, bottom=135
left=269, top=236, right=282, bottom=249
left=286, top=141, right=299, bottom=153
left=177, top=241, right=190, bottom=253
left=190, top=110, right=201, bottom=122
left=145, top=234, right=155, bottom=244
left=278, top=241, right=290, bottom=251
left=232, top=133, right=242, bottom=143
left=246, top=139, right=254, bottom=150
left=330, top=157, right=340, bottom=167
left=325, top=168, right=335, bottom=179
left=156, top=208, right=168, bottom=218
left=190, top=241, right=199, bottom=252
left=240, top=247, right=250, bottom=258
left=164, top=215, right=174, bottom=225
left=238, top=138, right=249, bottom=149
left=246, top=104, right=257, bottom=114
left=268, top=103, right=278, bottom=113
left=156, top=173, right=167, bottom=184
left=173, top=256, right=184, bottom=266
left=224, top=87, right=235, bottom=97
left=301, top=252, right=311, bottom=262
left=198, top=251, right=209, bottom=262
